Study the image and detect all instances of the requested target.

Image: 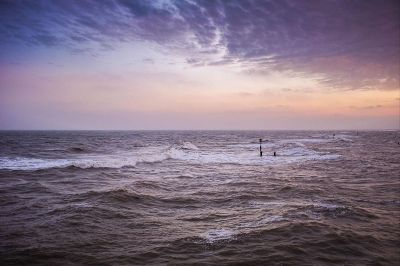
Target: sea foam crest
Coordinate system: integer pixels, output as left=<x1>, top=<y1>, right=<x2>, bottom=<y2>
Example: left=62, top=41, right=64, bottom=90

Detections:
left=0, top=157, right=71, bottom=170
left=201, top=229, right=236, bottom=243
left=0, top=139, right=340, bottom=170
left=0, top=154, right=168, bottom=171
left=180, top=142, right=199, bottom=150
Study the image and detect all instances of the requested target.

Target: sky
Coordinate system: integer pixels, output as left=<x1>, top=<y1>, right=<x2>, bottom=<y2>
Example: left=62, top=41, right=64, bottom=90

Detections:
left=0, top=0, right=399, bottom=130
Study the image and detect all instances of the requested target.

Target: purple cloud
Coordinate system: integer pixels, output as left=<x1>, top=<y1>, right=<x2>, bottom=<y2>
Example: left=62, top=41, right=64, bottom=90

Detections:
left=0, top=0, right=399, bottom=90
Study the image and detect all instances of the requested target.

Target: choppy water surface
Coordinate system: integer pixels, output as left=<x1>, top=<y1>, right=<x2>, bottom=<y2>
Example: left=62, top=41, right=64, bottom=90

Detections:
left=0, top=131, right=399, bottom=265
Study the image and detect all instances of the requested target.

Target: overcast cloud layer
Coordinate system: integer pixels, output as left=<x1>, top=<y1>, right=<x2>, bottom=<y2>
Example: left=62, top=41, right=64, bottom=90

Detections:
left=1, top=0, right=399, bottom=90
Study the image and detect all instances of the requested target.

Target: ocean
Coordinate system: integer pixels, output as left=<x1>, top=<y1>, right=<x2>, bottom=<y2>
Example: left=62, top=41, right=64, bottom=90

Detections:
left=0, top=130, right=399, bottom=265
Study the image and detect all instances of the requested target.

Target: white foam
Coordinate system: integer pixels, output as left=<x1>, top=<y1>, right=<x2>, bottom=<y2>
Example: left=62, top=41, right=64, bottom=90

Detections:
left=0, top=157, right=71, bottom=170
left=181, top=142, right=199, bottom=150
left=310, top=134, right=328, bottom=138
left=279, top=147, right=315, bottom=156
left=0, top=138, right=340, bottom=170
left=229, top=143, right=276, bottom=148
left=280, top=138, right=331, bottom=144
left=201, top=229, right=236, bottom=243
left=167, top=143, right=340, bottom=165
left=334, top=134, right=354, bottom=142
left=0, top=153, right=168, bottom=171
left=0, top=148, right=339, bottom=170
left=311, top=202, right=343, bottom=210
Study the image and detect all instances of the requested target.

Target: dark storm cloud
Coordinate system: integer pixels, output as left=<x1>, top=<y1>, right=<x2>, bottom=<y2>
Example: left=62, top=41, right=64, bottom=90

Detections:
left=0, top=0, right=399, bottom=89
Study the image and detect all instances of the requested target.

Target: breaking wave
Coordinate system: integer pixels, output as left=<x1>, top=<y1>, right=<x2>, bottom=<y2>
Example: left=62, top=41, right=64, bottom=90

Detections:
left=0, top=155, right=168, bottom=171
left=0, top=140, right=340, bottom=171
left=201, top=229, right=236, bottom=243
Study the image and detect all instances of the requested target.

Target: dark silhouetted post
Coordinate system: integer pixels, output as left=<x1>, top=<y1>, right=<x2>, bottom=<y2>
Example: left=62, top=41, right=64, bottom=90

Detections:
left=259, top=138, right=263, bottom=157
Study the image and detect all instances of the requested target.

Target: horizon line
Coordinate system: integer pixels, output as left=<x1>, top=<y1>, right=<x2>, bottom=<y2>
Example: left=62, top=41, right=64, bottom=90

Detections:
left=0, top=129, right=399, bottom=132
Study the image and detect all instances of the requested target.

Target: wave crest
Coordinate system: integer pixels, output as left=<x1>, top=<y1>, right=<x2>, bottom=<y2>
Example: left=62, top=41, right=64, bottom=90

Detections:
left=0, top=138, right=340, bottom=171
left=0, top=154, right=168, bottom=171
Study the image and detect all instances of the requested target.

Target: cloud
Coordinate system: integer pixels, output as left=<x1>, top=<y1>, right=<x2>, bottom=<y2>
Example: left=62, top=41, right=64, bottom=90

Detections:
left=236, top=92, right=253, bottom=97
left=0, top=0, right=399, bottom=90
left=31, top=33, right=60, bottom=46
left=142, top=58, right=154, bottom=64
left=349, top=105, right=383, bottom=110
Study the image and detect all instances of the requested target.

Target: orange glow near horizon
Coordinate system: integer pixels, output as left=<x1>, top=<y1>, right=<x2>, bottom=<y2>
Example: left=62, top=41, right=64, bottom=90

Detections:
left=1, top=61, right=398, bottom=130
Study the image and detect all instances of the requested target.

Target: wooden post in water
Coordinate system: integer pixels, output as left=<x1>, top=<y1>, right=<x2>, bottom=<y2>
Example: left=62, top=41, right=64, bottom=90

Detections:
left=259, top=138, right=263, bottom=157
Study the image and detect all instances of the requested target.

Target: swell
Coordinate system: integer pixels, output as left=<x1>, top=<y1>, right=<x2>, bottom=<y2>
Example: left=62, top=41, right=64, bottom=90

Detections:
left=70, top=187, right=202, bottom=207
left=136, top=222, right=386, bottom=265
left=67, top=147, right=89, bottom=153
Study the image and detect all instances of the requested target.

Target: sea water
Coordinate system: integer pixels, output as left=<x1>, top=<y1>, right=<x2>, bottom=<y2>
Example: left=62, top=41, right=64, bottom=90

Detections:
left=0, top=131, right=399, bottom=264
